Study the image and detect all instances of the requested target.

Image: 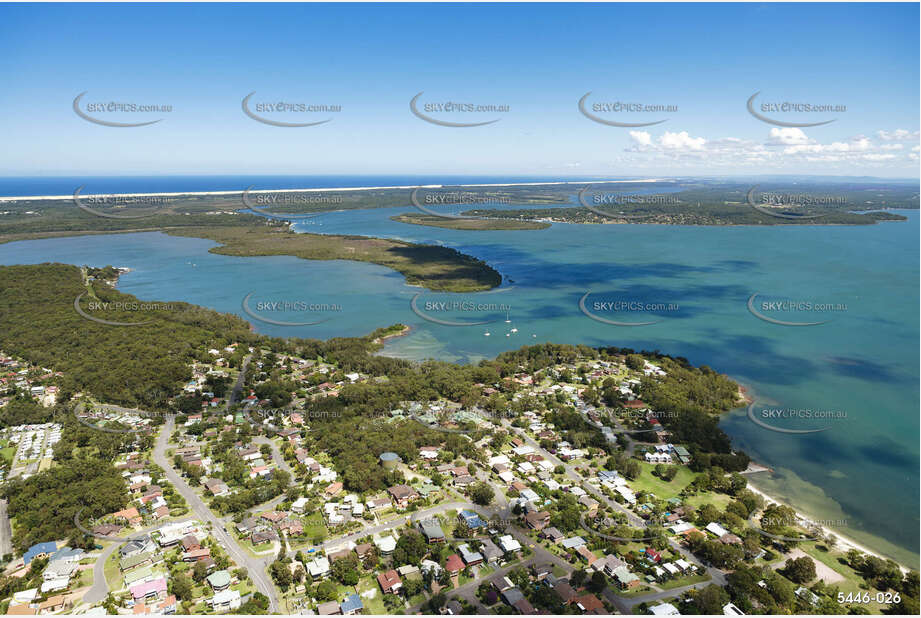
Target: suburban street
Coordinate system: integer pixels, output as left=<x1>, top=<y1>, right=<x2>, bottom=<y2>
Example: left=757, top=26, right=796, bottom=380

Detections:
left=152, top=416, right=280, bottom=613
left=505, top=423, right=726, bottom=610
left=0, top=499, right=12, bottom=558
left=81, top=517, right=196, bottom=605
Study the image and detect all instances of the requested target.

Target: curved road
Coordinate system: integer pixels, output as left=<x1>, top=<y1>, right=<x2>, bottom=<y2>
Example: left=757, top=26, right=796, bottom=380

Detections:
left=82, top=517, right=195, bottom=605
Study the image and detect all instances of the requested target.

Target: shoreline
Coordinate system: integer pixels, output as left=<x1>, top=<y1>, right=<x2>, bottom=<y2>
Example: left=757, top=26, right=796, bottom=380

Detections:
left=743, top=481, right=911, bottom=572
left=0, top=179, right=663, bottom=203
left=729, top=377, right=912, bottom=570
left=373, top=324, right=411, bottom=344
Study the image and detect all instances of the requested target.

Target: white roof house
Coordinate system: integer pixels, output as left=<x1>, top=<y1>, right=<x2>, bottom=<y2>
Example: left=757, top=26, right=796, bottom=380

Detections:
left=306, top=557, right=330, bottom=578
left=497, top=535, right=521, bottom=553
left=375, top=535, right=397, bottom=553
left=705, top=522, right=730, bottom=538
left=650, top=602, right=680, bottom=615
left=561, top=536, right=587, bottom=550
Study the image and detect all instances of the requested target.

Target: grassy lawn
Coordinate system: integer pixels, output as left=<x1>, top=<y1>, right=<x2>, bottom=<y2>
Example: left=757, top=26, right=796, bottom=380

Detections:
left=408, top=592, right=428, bottom=606
left=799, top=543, right=887, bottom=613
left=239, top=538, right=274, bottom=556
left=76, top=566, right=94, bottom=588
left=302, top=521, right=327, bottom=540
left=0, top=447, right=14, bottom=465
left=613, top=584, right=655, bottom=599
left=103, top=548, right=123, bottom=592
left=683, top=491, right=733, bottom=512
left=658, top=572, right=710, bottom=589
left=629, top=463, right=697, bottom=500
left=357, top=576, right=387, bottom=615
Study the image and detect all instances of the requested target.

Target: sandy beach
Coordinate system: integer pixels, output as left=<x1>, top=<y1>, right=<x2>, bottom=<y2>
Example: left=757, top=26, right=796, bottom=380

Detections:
left=0, top=179, right=664, bottom=203
left=744, top=482, right=910, bottom=572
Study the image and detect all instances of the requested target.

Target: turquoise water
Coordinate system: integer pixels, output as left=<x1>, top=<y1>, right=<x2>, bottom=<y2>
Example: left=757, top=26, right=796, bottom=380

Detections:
left=0, top=208, right=917, bottom=565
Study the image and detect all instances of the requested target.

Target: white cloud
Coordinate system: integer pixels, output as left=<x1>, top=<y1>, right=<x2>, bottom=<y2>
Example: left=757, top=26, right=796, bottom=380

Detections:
left=629, top=131, right=652, bottom=146
left=659, top=131, right=706, bottom=150
left=875, top=129, right=920, bottom=141
left=767, top=127, right=811, bottom=145
left=618, top=126, right=920, bottom=171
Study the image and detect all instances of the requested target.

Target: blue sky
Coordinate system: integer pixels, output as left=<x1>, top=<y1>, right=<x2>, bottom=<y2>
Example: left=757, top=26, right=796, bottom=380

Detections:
left=0, top=2, right=918, bottom=177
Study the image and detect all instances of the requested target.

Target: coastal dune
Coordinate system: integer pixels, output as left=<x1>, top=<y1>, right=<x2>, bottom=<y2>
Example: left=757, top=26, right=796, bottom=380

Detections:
left=0, top=179, right=663, bottom=202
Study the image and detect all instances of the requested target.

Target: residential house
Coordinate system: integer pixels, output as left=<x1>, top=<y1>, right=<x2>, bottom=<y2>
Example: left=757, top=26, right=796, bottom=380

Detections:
left=445, top=554, right=465, bottom=575
left=209, top=589, right=242, bottom=612
left=612, top=566, right=640, bottom=590
left=377, top=569, right=402, bottom=594
left=317, top=601, right=341, bottom=615
left=206, top=570, right=231, bottom=591
left=576, top=546, right=598, bottom=566
left=340, top=593, right=363, bottom=615
left=386, top=485, right=418, bottom=508
left=497, top=535, right=522, bottom=554
left=306, top=557, right=331, bottom=579
left=458, top=544, right=484, bottom=567
left=574, top=594, right=605, bottom=615
left=420, top=520, right=445, bottom=543
left=524, top=510, right=550, bottom=531
left=479, top=538, right=503, bottom=564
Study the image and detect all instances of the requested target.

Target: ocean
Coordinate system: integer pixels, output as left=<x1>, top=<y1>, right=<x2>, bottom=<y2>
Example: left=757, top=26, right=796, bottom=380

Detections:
left=0, top=177, right=917, bottom=566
